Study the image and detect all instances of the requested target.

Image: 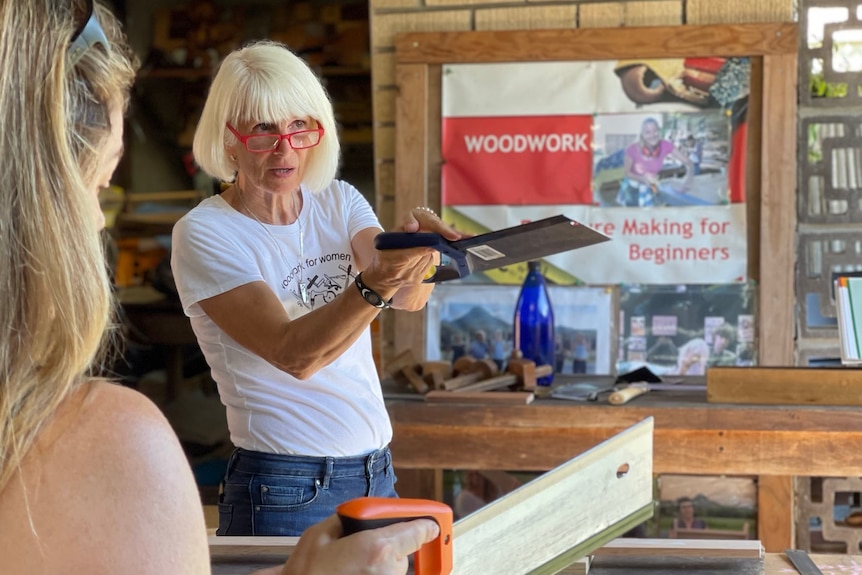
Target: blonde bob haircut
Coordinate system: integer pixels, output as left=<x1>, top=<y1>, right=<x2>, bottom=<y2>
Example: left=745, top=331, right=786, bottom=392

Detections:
left=0, top=0, right=137, bottom=493
left=194, top=41, right=340, bottom=193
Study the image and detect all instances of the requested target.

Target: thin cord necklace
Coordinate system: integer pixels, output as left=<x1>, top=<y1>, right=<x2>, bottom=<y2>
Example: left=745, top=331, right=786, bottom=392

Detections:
left=237, top=187, right=308, bottom=304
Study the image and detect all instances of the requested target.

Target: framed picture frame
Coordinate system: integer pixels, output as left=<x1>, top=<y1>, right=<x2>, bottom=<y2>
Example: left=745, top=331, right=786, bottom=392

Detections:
left=426, top=283, right=617, bottom=375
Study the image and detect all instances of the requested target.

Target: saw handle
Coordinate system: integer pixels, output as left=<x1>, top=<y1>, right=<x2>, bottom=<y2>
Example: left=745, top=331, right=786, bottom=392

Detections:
left=374, top=232, right=466, bottom=282
left=337, top=497, right=453, bottom=575
left=608, top=385, right=649, bottom=405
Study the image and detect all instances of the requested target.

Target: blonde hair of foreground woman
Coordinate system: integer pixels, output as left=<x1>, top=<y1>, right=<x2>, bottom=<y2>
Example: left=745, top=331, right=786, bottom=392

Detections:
left=0, top=2, right=438, bottom=574
left=0, top=0, right=136, bottom=494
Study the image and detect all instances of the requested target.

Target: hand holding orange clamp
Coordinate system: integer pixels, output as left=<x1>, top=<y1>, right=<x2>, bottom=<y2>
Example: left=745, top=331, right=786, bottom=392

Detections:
left=337, top=497, right=453, bottom=575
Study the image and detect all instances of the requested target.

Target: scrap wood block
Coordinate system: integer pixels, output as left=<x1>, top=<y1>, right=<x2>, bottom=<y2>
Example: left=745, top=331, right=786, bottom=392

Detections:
left=452, top=354, right=487, bottom=376
left=452, top=373, right=518, bottom=393
left=421, top=361, right=452, bottom=389
left=440, top=358, right=499, bottom=390
left=707, top=366, right=862, bottom=406
left=400, top=365, right=429, bottom=394
left=386, top=348, right=419, bottom=378
left=506, top=358, right=552, bottom=391
left=507, top=357, right=538, bottom=391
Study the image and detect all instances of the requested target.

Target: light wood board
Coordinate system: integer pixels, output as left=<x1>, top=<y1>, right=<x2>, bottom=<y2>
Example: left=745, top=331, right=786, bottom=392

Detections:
left=594, top=538, right=762, bottom=558
left=707, top=366, right=862, bottom=405
left=451, top=418, right=653, bottom=575
left=209, top=419, right=653, bottom=575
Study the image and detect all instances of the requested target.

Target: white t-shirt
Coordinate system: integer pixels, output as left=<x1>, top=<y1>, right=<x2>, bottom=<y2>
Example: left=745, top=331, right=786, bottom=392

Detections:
left=171, top=180, right=391, bottom=456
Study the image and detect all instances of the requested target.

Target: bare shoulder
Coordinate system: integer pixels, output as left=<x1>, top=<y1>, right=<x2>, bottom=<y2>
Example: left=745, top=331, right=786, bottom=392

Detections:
left=61, top=381, right=188, bottom=472
left=1, top=381, right=211, bottom=574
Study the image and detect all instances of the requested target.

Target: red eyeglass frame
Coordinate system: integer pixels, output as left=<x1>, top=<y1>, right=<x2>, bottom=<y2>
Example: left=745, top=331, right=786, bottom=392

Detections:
left=226, top=123, right=325, bottom=153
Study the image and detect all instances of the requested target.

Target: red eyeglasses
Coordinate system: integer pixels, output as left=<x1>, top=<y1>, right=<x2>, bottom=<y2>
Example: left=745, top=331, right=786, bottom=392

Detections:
left=226, top=123, right=324, bottom=153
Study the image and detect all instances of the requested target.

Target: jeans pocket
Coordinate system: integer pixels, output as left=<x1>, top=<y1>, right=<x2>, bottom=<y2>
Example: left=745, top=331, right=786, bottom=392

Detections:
left=215, top=502, right=233, bottom=536
left=253, top=477, right=325, bottom=536
left=257, top=477, right=321, bottom=509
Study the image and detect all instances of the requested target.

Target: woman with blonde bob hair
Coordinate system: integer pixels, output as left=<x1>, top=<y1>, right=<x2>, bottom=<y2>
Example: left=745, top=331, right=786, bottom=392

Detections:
left=193, top=41, right=340, bottom=193
left=1, top=2, right=438, bottom=574
left=173, top=41, right=463, bottom=536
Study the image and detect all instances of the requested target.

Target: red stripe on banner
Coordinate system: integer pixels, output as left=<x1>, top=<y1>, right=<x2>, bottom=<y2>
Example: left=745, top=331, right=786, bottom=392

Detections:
left=728, top=119, right=747, bottom=204
left=442, top=115, right=594, bottom=206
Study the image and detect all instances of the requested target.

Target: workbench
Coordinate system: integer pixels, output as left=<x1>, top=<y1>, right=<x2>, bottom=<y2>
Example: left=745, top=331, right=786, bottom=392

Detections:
left=210, top=550, right=862, bottom=574
left=385, top=387, right=862, bottom=553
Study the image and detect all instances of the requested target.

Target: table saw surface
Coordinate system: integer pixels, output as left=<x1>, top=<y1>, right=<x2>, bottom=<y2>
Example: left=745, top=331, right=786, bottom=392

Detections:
left=210, top=551, right=862, bottom=574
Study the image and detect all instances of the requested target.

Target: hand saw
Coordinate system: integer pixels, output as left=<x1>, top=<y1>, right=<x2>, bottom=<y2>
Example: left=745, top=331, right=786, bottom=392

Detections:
left=374, top=214, right=610, bottom=282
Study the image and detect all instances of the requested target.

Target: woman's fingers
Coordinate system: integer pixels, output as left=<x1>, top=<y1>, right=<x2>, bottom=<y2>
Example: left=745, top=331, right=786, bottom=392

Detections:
left=348, top=519, right=440, bottom=575
left=400, top=207, right=464, bottom=241
left=379, top=519, right=441, bottom=558
left=373, top=247, right=438, bottom=285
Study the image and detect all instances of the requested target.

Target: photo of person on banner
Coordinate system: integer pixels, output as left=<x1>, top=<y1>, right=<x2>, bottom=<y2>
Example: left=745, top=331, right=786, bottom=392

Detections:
left=618, top=117, right=694, bottom=207
left=592, top=111, right=732, bottom=208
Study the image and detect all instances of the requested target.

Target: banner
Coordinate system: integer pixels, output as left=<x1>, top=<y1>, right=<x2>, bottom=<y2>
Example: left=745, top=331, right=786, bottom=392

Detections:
left=441, top=58, right=751, bottom=284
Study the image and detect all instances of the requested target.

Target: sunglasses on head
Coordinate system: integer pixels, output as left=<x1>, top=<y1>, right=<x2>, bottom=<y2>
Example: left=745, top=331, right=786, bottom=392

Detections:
left=67, top=0, right=110, bottom=65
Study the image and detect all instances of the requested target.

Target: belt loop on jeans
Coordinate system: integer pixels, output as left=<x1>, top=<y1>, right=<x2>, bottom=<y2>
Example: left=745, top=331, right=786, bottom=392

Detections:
left=322, top=457, right=334, bottom=489
left=225, top=448, right=241, bottom=480
left=366, top=449, right=378, bottom=480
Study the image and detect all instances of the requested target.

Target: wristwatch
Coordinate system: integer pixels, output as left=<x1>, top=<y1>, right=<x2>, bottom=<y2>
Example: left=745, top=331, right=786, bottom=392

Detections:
left=354, top=272, right=392, bottom=309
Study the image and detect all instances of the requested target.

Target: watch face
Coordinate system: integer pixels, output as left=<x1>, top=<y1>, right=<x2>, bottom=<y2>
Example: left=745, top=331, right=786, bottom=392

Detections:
left=366, top=291, right=382, bottom=306
left=356, top=274, right=390, bottom=309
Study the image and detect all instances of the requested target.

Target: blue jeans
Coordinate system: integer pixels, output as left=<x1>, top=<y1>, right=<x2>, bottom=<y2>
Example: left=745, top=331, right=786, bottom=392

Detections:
left=216, top=446, right=398, bottom=536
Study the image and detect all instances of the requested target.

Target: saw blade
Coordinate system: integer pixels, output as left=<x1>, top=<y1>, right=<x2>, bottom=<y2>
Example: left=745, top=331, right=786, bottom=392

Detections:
left=785, top=549, right=824, bottom=575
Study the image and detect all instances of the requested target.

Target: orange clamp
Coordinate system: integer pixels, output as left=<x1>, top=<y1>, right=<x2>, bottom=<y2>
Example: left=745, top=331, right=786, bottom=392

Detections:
left=337, top=497, right=453, bottom=575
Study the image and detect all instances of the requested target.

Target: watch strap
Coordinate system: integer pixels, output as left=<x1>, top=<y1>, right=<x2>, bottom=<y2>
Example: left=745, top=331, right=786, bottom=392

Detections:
left=354, top=272, right=392, bottom=309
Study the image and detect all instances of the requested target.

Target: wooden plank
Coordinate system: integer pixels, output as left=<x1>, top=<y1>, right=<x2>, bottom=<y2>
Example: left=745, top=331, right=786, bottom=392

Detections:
left=209, top=535, right=298, bottom=557
left=452, top=418, right=653, bottom=575
left=758, top=52, right=797, bottom=367
left=757, top=475, right=793, bottom=554
left=392, top=62, right=428, bottom=367
left=424, top=390, right=535, bottom=404
left=595, top=538, right=763, bottom=558
left=395, top=23, right=797, bottom=64
left=745, top=56, right=763, bottom=284
left=387, top=400, right=862, bottom=476
left=707, top=366, right=862, bottom=405
left=425, top=63, right=443, bottom=213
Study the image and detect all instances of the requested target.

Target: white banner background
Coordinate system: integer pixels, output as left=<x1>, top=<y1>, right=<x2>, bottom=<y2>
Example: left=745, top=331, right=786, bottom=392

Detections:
left=449, top=204, right=748, bottom=284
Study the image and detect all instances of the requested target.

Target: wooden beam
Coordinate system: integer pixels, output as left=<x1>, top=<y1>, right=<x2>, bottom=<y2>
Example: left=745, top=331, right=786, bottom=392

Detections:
left=757, top=52, right=797, bottom=367
left=396, top=23, right=797, bottom=64
left=425, top=390, right=535, bottom=404
left=707, top=366, right=862, bottom=405
left=392, top=63, right=429, bottom=365
left=452, top=419, right=653, bottom=574
left=757, top=475, right=794, bottom=554
left=387, top=400, right=862, bottom=477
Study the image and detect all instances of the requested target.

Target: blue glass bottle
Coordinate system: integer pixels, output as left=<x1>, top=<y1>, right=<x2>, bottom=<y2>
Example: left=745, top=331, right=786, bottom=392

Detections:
left=513, top=260, right=555, bottom=386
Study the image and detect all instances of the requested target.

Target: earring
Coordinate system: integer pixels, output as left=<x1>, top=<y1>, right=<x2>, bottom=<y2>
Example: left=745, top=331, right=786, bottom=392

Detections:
left=230, top=155, right=237, bottom=162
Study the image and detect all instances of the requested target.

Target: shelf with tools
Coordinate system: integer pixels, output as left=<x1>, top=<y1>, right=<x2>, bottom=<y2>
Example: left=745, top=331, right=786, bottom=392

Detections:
left=124, top=0, right=374, bottom=198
